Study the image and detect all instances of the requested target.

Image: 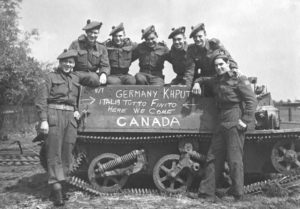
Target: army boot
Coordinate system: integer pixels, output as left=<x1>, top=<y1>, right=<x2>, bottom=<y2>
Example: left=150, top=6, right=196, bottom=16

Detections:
left=51, top=182, right=65, bottom=206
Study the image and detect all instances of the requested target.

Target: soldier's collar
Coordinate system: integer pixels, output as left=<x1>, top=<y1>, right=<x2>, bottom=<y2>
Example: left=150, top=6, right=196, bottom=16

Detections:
left=172, top=42, right=188, bottom=52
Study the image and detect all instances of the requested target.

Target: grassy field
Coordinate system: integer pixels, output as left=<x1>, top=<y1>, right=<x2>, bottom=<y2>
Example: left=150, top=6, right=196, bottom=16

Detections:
left=1, top=133, right=300, bottom=209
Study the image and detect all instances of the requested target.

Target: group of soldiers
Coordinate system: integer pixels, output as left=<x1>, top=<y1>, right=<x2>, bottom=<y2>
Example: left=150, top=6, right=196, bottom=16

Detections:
left=35, top=19, right=257, bottom=206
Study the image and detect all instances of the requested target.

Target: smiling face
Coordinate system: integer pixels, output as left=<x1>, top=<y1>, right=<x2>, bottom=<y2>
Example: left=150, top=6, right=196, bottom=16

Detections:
left=192, top=30, right=206, bottom=47
left=112, top=30, right=125, bottom=46
left=59, top=57, right=75, bottom=74
left=145, top=32, right=157, bottom=48
left=86, top=29, right=99, bottom=43
left=214, top=57, right=230, bottom=75
left=172, top=33, right=185, bottom=50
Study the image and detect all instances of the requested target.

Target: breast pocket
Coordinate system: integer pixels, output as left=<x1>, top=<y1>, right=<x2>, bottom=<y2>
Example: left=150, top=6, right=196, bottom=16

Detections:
left=77, top=50, right=88, bottom=65
left=91, top=51, right=102, bottom=65
left=51, top=80, right=67, bottom=95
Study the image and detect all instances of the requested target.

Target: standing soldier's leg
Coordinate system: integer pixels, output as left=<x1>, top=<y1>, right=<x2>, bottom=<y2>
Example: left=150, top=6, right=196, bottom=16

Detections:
left=61, top=111, right=78, bottom=178
left=46, top=109, right=65, bottom=184
left=198, top=131, right=226, bottom=198
left=225, top=127, right=245, bottom=199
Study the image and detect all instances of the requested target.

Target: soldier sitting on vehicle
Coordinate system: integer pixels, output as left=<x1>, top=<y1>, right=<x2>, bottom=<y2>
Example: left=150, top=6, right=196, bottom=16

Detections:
left=69, top=19, right=110, bottom=86
left=105, top=23, right=137, bottom=85
left=167, top=26, right=195, bottom=88
left=35, top=49, right=100, bottom=207
left=132, top=25, right=169, bottom=85
left=189, top=23, right=238, bottom=96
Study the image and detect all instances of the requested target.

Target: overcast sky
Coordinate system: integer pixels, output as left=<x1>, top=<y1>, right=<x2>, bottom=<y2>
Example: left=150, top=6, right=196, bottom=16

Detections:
left=19, top=0, right=300, bottom=101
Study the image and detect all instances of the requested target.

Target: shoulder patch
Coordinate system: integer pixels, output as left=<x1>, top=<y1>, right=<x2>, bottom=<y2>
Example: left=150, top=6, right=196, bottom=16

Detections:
left=78, top=34, right=86, bottom=41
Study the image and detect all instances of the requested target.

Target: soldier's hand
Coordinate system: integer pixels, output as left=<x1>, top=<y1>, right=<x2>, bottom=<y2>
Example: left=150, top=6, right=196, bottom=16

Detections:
left=237, top=119, right=247, bottom=131
left=99, top=73, right=107, bottom=85
left=40, top=121, right=49, bottom=134
left=192, top=83, right=202, bottom=95
left=74, top=111, right=80, bottom=120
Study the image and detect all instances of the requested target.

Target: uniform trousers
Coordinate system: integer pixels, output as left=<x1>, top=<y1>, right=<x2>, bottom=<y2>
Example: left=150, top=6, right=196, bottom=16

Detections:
left=107, top=74, right=136, bottom=85
left=46, top=108, right=77, bottom=184
left=135, top=72, right=164, bottom=85
left=198, top=126, right=245, bottom=197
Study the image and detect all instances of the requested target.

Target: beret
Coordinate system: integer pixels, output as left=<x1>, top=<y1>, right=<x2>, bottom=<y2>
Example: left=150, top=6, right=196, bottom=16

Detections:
left=189, top=23, right=205, bottom=38
left=210, top=49, right=228, bottom=64
left=168, top=26, right=185, bottom=39
left=57, top=49, right=78, bottom=60
left=82, top=19, right=102, bottom=31
left=109, top=22, right=124, bottom=36
left=141, top=25, right=156, bottom=40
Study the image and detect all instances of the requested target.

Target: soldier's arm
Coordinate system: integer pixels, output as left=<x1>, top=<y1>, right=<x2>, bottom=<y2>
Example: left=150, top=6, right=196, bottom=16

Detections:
left=131, top=44, right=140, bottom=62
left=98, top=46, right=111, bottom=75
left=183, top=52, right=196, bottom=88
left=237, top=76, right=258, bottom=125
left=35, top=75, right=51, bottom=121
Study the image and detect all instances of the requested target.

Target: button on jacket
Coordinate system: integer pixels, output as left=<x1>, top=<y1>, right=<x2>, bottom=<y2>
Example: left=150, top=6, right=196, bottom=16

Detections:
left=167, top=43, right=195, bottom=87
left=189, top=38, right=238, bottom=77
left=105, top=38, right=137, bottom=75
left=69, top=35, right=110, bottom=75
left=132, top=42, right=169, bottom=78
left=35, top=70, right=99, bottom=121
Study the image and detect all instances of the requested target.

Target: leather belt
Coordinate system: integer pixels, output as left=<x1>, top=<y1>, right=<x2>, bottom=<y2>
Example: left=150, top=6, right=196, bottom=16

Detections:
left=48, top=104, right=74, bottom=111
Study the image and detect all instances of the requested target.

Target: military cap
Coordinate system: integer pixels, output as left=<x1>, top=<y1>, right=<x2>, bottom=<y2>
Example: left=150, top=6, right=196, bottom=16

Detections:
left=211, top=49, right=228, bottom=63
left=168, top=26, right=185, bottom=39
left=82, top=19, right=102, bottom=31
left=109, top=22, right=125, bottom=36
left=57, top=49, right=78, bottom=60
left=141, top=25, right=156, bottom=40
left=189, top=23, right=205, bottom=38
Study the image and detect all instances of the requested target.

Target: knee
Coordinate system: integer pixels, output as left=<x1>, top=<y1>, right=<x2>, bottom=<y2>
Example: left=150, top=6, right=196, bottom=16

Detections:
left=107, top=76, right=122, bottom=85
left=124, top=76, right=136, bottom=85
left=135, top=73, right=147, bottom=85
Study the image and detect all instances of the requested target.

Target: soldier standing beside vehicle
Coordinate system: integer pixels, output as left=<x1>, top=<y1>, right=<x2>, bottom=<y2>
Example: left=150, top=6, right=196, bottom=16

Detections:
left=190, top=50, right=257, bottom=202
left=69, top=19, right=110, bottom=85
left=132, top=25, right=169, bottom=85
left=35, top=49, right=100, bottom=206
left=105, top=23, right=136, bottom=85
left=189, top=23, right=238, bottom=95
left=167, top=26, right=195, bottom=88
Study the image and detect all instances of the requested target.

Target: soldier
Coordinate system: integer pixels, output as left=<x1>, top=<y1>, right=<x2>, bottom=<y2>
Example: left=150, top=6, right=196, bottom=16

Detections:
left=132, top=25, right=169, bottom=85
left=35, top=49, right=100, bottom=206
left=167, top=26, right=195, bottom=88
left=69, top=19, right=110, bottom=85
left=190, top=50, right=257, bottom=202
left=189, top=23, right=238, bottom=94
left=105, top=23, right=136, bottom=85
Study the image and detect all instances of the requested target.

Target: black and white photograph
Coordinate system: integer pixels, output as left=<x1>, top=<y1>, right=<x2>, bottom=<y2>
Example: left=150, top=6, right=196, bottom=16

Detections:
left=0, top=0, right=300, bottom=208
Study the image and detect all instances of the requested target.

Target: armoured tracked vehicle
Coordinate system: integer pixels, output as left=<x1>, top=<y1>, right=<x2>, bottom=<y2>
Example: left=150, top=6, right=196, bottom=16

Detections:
left=65, top=77, right=300, bottom=194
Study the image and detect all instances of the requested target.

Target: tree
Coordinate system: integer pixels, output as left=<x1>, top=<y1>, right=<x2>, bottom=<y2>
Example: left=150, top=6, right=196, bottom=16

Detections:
left=0, top=0, right=44, bottom=105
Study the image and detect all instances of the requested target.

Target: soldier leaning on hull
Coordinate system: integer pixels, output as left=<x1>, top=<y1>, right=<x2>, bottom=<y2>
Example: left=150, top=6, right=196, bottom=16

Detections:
left=167, top=26, right=195, bottom=88
left=69, top=19, right=110, bottom=86
left=188, top=49, right=257, bottom=202
left=189, top=23, right=238, bottom=95
left=105, top=23, right=137, bottom=85
left=35, top=50, right=100, bottom=207
left=132, top=25, right=169, bottom=85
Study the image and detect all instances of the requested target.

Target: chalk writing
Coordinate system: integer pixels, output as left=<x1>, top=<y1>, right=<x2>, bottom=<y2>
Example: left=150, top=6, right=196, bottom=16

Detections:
left=116, top=116, right=180, bottom=127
